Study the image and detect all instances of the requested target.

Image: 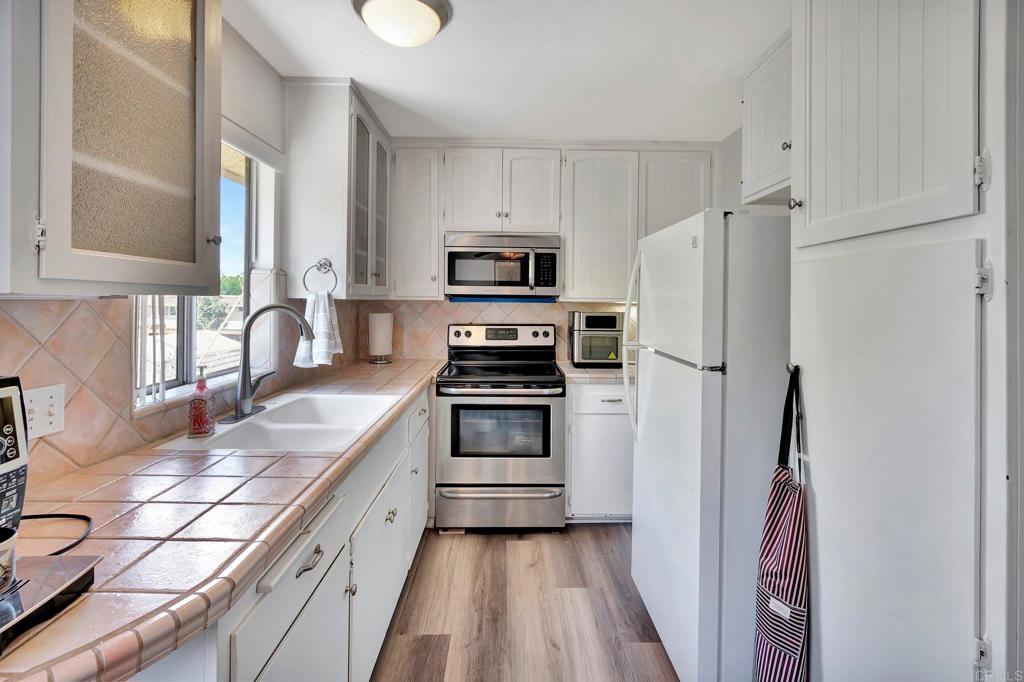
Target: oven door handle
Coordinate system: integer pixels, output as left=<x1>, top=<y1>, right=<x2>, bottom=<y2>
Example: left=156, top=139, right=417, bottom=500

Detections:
left=437, top=386, right=563, bottom=396
left=438, top=489, right=564, bottom=500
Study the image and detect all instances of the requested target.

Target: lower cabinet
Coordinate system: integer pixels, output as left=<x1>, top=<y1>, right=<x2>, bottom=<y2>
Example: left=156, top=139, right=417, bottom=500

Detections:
left=349, top=452, right=411, bottom=682
left=257, top=551, right=350, bottom=681
left=568, top=385, right=634, bottom=518
left=408, top=424, right=429, bottom=558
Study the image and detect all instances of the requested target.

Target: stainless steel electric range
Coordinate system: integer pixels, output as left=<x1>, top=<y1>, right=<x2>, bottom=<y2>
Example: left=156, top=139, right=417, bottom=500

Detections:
left=434, top=324, right=566, bottom=529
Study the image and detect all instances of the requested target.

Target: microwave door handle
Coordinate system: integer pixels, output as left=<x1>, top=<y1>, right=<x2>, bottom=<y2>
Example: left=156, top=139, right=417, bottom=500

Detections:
left=528, top=249, right=536, bottom=290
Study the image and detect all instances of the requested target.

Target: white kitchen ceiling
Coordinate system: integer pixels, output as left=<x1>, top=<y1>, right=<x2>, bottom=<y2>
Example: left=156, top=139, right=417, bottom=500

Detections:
left=223, top=0, right=791, bottom=141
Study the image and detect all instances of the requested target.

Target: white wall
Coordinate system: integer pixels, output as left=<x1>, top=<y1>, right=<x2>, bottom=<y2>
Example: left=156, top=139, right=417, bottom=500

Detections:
left=222, top=20, right=285, bottom=166
left=713, top=128, right=787, bottom=215
left=791, top=0, right=1015, bottom=674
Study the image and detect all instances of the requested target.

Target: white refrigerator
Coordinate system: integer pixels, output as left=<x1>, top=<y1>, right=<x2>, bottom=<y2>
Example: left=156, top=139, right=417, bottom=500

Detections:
left=622, top=209, right=790, bottom=681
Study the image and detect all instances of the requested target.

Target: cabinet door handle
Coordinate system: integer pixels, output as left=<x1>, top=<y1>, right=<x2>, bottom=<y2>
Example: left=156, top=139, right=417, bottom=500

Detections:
left=496, top=211, right=502, bottom=218
left=345, top=583, right=358, bottom=596
left=411, top=467, right=420, bottom=475
left=206, top=235, right=222, bottom=246
left=418, top=407, right=427, bottom=416
left=295, top=544, right=324, bottom=578
left=601, top=398, right=623, bottom=403
left=781, top=141, right=792, bottom=151
left=504, top=212, right=510, bottom=219
left=788, top=198, right=804, bottom=210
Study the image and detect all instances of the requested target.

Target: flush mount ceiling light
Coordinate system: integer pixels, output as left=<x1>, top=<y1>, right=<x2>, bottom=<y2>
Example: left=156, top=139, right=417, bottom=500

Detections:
left=352, top=0, right=453, bottom=47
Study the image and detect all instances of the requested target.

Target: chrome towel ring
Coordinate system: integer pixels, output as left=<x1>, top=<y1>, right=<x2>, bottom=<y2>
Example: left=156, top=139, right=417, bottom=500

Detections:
left=303, top=258, right=338, bottom=293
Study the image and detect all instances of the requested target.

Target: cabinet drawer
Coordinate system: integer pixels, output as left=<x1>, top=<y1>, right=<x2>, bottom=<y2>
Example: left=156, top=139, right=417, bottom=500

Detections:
left=230, top=493, right=348, bottom=682
left=407, top=393, right=429, bottom=442
left=574, top=391, right=628, bottom=414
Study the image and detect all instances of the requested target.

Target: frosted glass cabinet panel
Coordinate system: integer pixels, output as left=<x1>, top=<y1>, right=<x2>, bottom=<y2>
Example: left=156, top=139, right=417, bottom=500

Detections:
left=348, top=96, right=391, bottom=297
left=2, top=0, right=223, bottom=295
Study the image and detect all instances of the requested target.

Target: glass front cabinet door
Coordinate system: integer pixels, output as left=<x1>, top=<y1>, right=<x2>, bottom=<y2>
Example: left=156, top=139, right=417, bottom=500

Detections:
left=348, top=97, right=391, bottom=297
left=2, top=0, right=222, bottom=296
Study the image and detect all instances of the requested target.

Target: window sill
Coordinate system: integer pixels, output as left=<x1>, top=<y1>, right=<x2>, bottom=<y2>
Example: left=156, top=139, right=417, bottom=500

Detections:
left=132, top=369, right=273, bottom=419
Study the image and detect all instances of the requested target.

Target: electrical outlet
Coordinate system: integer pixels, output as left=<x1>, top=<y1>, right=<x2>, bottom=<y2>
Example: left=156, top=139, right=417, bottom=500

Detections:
left=24, top=385, right=65, bottom=439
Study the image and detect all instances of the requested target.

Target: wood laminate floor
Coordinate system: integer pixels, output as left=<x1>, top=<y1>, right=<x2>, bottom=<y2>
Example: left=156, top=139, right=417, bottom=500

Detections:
left=372, top=524, right=679, bottom=682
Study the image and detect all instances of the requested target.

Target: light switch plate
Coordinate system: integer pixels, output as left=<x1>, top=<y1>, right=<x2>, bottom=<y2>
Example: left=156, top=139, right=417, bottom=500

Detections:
left=24, top=385, right=65, bottom=439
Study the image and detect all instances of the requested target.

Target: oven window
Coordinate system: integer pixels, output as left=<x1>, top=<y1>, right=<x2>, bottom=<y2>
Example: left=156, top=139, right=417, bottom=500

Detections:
left=452, top=405, right=550, bottom=458
left=582, top=335, right=620, bottom=361
left=448, top=251, right=529, bottom=287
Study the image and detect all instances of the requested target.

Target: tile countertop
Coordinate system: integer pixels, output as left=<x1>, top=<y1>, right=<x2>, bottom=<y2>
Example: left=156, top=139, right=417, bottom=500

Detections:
left=1, top=359, right=444, bottom=681
left=557, top=361, right=631, bottom=385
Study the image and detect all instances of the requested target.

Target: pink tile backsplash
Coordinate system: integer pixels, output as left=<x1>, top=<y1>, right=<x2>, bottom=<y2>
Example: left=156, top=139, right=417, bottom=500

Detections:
left=357, top=300, right=623, bottom=361
left=0, top=294, right=612, bottom=490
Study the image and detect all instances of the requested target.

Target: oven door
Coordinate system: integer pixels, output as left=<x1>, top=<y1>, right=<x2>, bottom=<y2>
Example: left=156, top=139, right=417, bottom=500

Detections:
left=572, top=332, right=623, bottom=365
left=435, top=394, right=565, bottom=485
left=444, top=247, right=559, bottom=297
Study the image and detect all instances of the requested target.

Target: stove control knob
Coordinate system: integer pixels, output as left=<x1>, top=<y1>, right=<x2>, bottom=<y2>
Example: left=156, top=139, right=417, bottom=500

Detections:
left=453, top=331, right=461, bottom=338
left=465, top=330, right=472, bottom=338
left=542, top=331, right=550, bottom=338
left=2, top=425, right=11, bottom=435
left=532, top=331, right=539, bottom=338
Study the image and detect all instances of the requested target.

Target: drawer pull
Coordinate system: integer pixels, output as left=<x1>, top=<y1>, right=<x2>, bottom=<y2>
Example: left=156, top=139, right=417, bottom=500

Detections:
left=417, top=407, right=427, bottom=416
left=295, top=544, right=324, bottom=578
left=345, top=583, right=358, bottom=596
left=600, top=398, right=623, bottom=403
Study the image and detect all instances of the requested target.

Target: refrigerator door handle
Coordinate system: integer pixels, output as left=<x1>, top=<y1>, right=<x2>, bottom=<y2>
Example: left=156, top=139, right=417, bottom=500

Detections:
left=623, top=249, right=642, bottom=442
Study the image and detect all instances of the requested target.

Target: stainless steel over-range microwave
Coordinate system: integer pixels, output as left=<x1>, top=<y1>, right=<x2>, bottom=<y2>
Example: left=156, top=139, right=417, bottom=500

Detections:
left=444, top=233, right=560, bottom=298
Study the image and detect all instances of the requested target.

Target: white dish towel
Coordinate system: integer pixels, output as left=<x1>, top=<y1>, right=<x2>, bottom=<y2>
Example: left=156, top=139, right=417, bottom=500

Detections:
left=293, top=292, right=343, bottom=368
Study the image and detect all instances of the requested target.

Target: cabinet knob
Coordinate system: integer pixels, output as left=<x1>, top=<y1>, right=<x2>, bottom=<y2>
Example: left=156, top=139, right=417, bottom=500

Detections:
left=788, top=198, right=804, bottom=210
left=496, top=211, right=502, bottom=218
left=781, top=141, right=792, bottom=151
left=411, top=467, right=419, bottom=475
left=418, top=407, right=427, bottom=416
left=206, top=235, right=222, bottom=246
left=504, top=212, right=510, bottom=219
left=431, top=275, right=437, bottom=281
left=345, top=583, right=358, bottom=596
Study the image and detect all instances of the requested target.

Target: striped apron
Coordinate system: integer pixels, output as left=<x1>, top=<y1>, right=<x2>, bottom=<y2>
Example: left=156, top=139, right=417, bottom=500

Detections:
left=753, top=366, right=810, bottom=682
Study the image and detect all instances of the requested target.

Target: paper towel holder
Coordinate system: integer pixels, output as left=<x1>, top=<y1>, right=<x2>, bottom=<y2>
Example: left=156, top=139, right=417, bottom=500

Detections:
left=368, top=312, right=393, bottom=365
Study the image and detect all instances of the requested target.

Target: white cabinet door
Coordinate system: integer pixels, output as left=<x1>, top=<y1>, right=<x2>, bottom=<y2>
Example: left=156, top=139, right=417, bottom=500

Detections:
left=257, top=550, right=350, bottom=682
left=349, top=453, right=411, bottom=682
left=562, top=150, right=638, bottom=300
left=741, top=33, right=791, bottom=204
left=502, top=148, right=561, bottom=233
left=392, top=148, right=440, bottom=298
left=569, top=388, right=633, bottom=517
left=442, top=147, right=502, bottom=231
left=408, top=425, right=429, bottom=559
left=791, top=0, right=978, bottom=246
left=638, top=151, right=711, bottom=238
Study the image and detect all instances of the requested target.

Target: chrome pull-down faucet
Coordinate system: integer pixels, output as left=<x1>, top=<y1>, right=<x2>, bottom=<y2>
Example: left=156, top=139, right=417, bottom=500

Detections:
left=221, top=304, right=314, bottom=424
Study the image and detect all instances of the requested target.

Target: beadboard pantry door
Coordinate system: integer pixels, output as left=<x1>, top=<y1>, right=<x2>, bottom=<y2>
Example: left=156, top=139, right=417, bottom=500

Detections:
left=36, top=0, right=221, bottom=293
left=791, top=0, right=979, bottom=246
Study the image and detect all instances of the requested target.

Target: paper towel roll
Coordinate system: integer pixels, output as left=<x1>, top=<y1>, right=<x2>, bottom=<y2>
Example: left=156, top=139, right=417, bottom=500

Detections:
left=368, top=313, right=394, bottom=358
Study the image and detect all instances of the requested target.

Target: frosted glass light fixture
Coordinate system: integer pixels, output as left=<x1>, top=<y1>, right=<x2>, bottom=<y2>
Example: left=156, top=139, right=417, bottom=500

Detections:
left=352, top=0, right=453, bottom=47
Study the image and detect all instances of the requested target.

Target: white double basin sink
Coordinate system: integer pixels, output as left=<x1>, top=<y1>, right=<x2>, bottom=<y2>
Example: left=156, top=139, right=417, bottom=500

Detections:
left=167, top=393, right=401, bottom=452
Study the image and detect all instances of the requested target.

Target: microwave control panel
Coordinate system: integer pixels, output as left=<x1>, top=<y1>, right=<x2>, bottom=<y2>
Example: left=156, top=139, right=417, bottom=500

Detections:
left=535, top=253, right=557, bottom=288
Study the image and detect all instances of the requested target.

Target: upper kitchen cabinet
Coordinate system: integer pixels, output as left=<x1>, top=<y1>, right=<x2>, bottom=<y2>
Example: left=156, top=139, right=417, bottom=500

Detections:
left=791, top=0, right=979, bottom=246
left=562, top=150, right=638, bottom=301
left=741, top=33, right=791, bottom=204
left=638, top=151, right=711, bottom=237
left=392, top=147, right=441, bottom=298
left=443, top=147, right=560, bottom=233
left=0, top=0, right=222, bottom=296
left=283, top=80, right=391, bottom=298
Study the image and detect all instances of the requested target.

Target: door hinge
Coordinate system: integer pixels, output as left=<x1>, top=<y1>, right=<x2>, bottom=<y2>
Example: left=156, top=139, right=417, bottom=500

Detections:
left=975, top=262, right=993, bottom=301
left=973, top=637, right=991, bottom=671
left=974, top=150, right=990, bottom=191
left=442, top=208, right=446, bottom=220
left=33, top=214, right=47, bottom=253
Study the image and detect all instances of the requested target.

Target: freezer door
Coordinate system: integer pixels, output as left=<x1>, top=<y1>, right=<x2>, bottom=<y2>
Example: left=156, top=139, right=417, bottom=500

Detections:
left=631, top=349, right=722, bottom=681
left=636, top=209, right=724, bottom=366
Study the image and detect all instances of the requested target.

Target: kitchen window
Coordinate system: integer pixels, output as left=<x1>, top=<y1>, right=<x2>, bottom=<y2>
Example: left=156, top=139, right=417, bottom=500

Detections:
left=134, top=142, right=258, bottom=406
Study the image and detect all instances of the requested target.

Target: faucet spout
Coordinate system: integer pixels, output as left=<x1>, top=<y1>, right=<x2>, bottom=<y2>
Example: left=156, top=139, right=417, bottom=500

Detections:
left=221, top=303, right=314, bottom=424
